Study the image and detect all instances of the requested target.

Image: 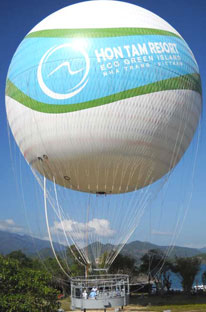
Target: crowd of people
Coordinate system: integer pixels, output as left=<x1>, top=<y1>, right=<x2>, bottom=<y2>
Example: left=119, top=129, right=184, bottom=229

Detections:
left=82, top=287, right=123, bottom=299
left=82, top=287, right=99, bottom=299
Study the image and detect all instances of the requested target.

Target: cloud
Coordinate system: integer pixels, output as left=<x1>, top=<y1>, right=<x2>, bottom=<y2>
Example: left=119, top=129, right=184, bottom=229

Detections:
left=180, top=243, right=206, bottom=249
left=152, top=230, right=173, bottom=236
left=51, top=218, right=115, bottom=241
left=87, top=219, right=115, bottom=237
left=0, top=219, right=25, bottom=234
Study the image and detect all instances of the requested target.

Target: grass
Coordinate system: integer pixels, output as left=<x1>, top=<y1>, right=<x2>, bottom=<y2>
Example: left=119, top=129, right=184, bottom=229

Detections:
left=148, top=304, right=206, bottom=311
left=128, top=303, right=206, bottom=311
left=58, top=294, right=206, bottom=312
left=58, top=297, right=70, bottom=311
left=129, top=294, right=206, bottom=311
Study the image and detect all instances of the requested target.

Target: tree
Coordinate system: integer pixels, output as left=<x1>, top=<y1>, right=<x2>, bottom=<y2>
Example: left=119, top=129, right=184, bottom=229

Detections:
left=202, top=271, right=206, bottom=290
left=7, top=250, right=33, bottom=268
left=139, top=249, right=172, bottom=294
left=43, top=256, right=70, bottom=295
left=0, top=255, right=59, bottom=312
left=66, top=245, right=85, bottom=276
left=109, top=253, right=138, bottom=277
left=171, top=257, right=201, bottom=294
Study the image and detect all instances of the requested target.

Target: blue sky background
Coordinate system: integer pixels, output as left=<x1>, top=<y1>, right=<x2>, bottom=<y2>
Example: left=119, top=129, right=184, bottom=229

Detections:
left=1, top=0, right=206, bottom=249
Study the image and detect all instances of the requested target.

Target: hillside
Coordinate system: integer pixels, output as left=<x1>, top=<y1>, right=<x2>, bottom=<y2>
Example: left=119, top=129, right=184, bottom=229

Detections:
left=0, top=230, right=65, bottom=256
left=0, top=230, right=205, bottom=263
left=122, top=241, right=204, bottom=263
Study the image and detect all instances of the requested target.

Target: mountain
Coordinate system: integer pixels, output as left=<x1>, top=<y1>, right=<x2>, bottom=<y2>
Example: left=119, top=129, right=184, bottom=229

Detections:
left=0, top=231, right=66, bottom=256
left=83, top=242, right=116, bottom=263
left=0, top=230, right=205, bottom=262
left=121, top=241, right=203, bottom=264
left=121, top=240, right=158, bottom=262
left=200, top=247, right=206, bottom=253
left=83, top=240, right=206, bottom=264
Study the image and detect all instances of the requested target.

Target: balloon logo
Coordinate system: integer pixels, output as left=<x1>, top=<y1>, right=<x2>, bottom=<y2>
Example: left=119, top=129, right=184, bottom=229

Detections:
left=37, top=43, right=90, bottom=100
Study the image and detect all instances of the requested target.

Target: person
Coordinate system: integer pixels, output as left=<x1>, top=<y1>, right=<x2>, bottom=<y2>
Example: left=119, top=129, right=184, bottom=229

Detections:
left=82, top=289, right=88, bottom=299
left=89, top=288, right=97, bottom=299
left=116, top=288, right=121, bottom=296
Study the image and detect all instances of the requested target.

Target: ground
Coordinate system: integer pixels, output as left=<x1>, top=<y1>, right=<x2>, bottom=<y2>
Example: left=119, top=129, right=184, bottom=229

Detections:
left=59, top=294, right=206, bottom=312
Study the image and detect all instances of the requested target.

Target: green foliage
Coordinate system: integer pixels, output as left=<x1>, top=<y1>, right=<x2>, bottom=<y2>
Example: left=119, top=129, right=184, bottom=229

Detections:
left=66, top=245, right=85, bottom=276
left=43, top=256, right=66, bottom=279
left=139, top=249, right=172, bottom=293
left=109, top=253, right=138, bottom=276
left=140, top=249, right=165, bottom=276
left=202, top=271, right=206, bottom=286
left=197, top=253, right=206, bottom=263
left=98, top=251, right=108, bottom=269
left=171, top=256, right=201, bottom=293
left=7, top=250, right=33, bottom=268
left=41, top=256, right=70, bottom=296
left=0, top=255, right=59, bottom=312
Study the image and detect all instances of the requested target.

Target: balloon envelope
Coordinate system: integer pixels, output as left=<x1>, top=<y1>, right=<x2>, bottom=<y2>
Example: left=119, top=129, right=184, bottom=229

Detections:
left=5, top=0, right=202, bottom=194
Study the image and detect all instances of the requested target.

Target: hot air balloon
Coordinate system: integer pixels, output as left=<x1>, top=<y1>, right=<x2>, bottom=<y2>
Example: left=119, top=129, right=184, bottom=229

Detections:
left=5, top=0, right=202, bottom=309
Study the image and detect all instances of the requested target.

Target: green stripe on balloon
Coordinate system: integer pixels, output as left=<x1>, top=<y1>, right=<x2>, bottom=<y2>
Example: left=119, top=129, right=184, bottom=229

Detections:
left=26, top=28, right=181, bottom=39
left=6, top=73, right=201, bottom=114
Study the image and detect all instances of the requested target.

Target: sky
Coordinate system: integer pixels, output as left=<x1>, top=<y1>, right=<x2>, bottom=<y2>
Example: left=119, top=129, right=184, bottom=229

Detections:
left=0, top=0, right=206, bottom=251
